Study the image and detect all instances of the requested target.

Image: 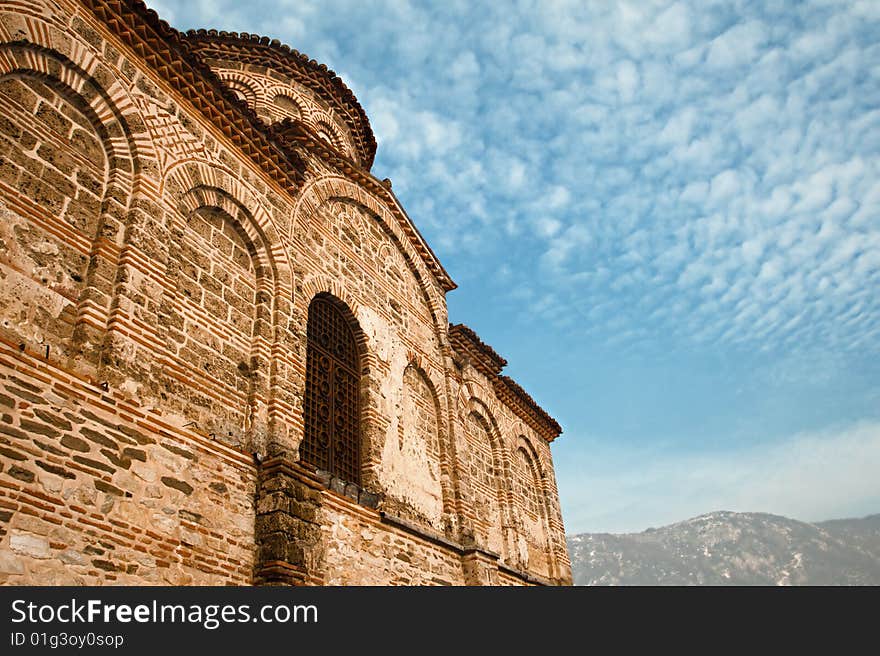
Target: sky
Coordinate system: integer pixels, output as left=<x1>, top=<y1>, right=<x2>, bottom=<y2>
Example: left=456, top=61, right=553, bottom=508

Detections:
left=149, top=0, right=880, bottom=534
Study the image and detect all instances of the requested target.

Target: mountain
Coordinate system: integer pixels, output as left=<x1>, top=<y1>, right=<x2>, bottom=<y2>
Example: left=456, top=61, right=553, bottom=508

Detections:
left=566, top=511, right=880, bottom=585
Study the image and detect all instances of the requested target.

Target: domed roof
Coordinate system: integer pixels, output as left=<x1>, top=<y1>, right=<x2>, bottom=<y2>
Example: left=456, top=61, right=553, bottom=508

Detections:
left=183, top=30, right=377, bottom=169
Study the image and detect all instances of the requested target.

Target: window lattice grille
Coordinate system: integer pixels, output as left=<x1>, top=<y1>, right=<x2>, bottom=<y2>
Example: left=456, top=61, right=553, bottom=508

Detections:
left=301, top=297, right=360, bottom=485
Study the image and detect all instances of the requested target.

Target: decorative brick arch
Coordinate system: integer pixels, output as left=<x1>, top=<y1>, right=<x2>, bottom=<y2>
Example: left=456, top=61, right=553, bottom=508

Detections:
left=463, top=395, right=514, bottom=559
left=162, top=159, right=293, bottom=297
left=296, top=278, right=371, bottom=389
left=159, top=161, right=295, bottom=453
left=218, top=73, right=259, bottom=106
left=400, top=356, right=455, bottom=527
left=515, top=431, right=549, bottom=481
left=310, top=112, right=353, bottom=157
left=515, top=434, right=558, bottom=579
left=291, top=175, right=447, bottom=343
left=296, top=275, right=374, bottom=385
left=269, top=93, right=303, bottom=122
left=0, top=44, right=136, bottom=189
left=263, top=82, right=305, bottom=117
left=297, top=274, right=366, bottom=346
left=464, top=395, right=510, bottom=477
left=0, top=39, right=157, bottom=369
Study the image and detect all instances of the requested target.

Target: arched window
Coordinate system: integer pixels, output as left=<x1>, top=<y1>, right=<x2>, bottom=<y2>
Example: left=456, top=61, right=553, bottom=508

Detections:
left=301, top=295, right=361, bottom=485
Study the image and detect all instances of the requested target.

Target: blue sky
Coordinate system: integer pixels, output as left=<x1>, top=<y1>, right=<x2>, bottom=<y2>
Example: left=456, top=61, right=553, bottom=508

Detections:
left=150, top=0, right=880, bottom=533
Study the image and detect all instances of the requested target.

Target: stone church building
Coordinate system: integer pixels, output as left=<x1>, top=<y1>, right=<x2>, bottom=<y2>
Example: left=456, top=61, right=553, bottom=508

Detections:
left=0, top=0, right=571, bottom=585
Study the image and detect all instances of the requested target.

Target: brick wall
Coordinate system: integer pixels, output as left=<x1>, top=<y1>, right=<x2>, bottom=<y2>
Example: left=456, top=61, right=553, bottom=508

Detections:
left=0, top=339, right=256, bottom=584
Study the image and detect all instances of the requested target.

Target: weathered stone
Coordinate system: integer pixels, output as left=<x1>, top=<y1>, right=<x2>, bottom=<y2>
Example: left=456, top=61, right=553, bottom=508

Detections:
left=8, top=376, right=41, bottom=394
left=35, top=460, right=76, bottom=479
left=0, top=424, right=28, bottom=441
left=33, top=409, right=73, bottom=432
left=117, top=425, right=154, bottom=445
left=0, top=445, right=26, bottom=461
left=160, top=477, right=193, bottom=496
left=79, top=427, right=116, bottom=449
left=0, top=551, right=25, bottom=574
left=8, top=465, right=35, bottom=482
left=61, top=435, right=91, bottom=452
left=59, top=549, right=87, bottom=565
left=73, top=455, right=115, bottom=474
left=122, top=447, right=146, bottom=461
left=10, top=532, right=49, bottom=558
left=160, top=442, right=194, bottom=460
left=93, top=480, right=124, bottom=496
left=179, top=509, right=203, bottom=524
left=100, top=449, right=131, bottom=469
left=6, top=387, right=43, bottom=404
left=343, top=483, right=359, bottom=501
left=19, top=418, right=60, bottom=439
left=359, top=490, right=379, bottom=509
left=34, top=440, right=66, bottom=456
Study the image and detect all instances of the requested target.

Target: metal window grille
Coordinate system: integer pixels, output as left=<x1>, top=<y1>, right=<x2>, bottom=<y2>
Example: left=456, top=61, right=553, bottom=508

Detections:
left=301, top=296, right=360, bottom=485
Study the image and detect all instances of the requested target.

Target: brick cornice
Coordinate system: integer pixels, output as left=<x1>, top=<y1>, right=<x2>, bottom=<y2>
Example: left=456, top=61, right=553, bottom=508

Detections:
left=83, top=0, right=307, bottom=191
left=449, top=323, right=507, bottom=376
left=183, top=30, right=377, bottom=169
left=450, top=323, right=562, bottom=441
left=492, top=375, right=562, bottom=442
left=80, top=0, right=456, bottom=294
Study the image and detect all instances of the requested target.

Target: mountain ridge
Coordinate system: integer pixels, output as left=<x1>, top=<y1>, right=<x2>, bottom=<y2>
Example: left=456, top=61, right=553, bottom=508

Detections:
left=566, top=510, right=880, bottom=585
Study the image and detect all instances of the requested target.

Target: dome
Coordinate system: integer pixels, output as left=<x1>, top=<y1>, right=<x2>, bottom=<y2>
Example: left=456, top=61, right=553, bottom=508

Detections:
left=184, top=30, right=377, bottom=168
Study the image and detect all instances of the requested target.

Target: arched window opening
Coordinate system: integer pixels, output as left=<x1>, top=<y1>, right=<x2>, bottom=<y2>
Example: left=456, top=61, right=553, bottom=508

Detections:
left=301, top=295, right=361, bottom=485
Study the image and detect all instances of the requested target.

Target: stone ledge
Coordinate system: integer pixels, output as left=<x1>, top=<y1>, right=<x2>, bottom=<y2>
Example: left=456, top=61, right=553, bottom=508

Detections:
left=379, top=511, right=462, bottom=553
left=496, top=562, right=554, bottom=587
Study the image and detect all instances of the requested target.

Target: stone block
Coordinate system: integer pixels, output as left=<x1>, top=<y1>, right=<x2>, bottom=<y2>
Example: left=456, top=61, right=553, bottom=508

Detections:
left=10, top=532, right=49, bottom=559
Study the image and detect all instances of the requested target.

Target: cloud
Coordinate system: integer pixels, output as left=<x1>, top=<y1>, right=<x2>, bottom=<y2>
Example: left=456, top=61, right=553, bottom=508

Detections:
left=705, top=20, right=769, bottom=70
left=559, top=419, right=880, bottom=534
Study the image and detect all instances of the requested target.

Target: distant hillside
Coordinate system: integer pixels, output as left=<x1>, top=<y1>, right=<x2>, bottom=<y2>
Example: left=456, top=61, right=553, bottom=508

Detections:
left=566, top=511, right=880, bottom=585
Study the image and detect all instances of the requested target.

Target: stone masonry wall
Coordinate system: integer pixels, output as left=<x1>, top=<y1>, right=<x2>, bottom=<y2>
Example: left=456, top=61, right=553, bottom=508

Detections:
left=449, top=365, right=572, bottom=583
left=0, top=338, right=256, bottom=584
left=320, top=491, right=464, bottom=586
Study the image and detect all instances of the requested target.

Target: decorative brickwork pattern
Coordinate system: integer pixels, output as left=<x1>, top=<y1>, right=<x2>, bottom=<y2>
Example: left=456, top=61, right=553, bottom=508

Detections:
left=512, top=444, right=552, bottom=578
left=462, top=407, right=506, bottom=558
